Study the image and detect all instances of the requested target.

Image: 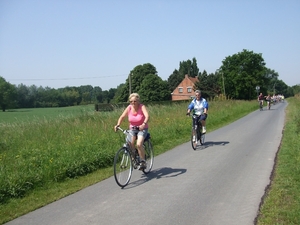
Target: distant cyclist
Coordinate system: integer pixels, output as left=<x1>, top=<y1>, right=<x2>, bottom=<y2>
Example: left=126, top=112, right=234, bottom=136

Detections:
left=258, top=92, right=264, bottom=109
left=186, top=90, right=209, bottom=134
left=265, top=94, right=271, bottom=110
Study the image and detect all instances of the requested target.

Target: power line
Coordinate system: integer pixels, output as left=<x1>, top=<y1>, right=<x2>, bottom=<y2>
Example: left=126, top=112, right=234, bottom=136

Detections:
left=9, top=74, right=128, bottom=81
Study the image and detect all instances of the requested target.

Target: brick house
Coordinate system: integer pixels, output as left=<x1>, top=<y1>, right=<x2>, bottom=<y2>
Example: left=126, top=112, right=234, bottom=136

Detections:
left=171, top=74, right=199, bottom=101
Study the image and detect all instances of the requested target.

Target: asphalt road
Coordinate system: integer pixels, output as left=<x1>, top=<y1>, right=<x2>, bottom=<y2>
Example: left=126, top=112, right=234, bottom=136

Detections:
left=5, top=101, right=287, bottom=225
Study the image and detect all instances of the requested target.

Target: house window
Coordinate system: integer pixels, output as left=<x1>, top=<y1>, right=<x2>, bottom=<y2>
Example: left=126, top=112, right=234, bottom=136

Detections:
left=187, top=87, right=192, bottom=93
left=178, top=87, right=183, bottom=93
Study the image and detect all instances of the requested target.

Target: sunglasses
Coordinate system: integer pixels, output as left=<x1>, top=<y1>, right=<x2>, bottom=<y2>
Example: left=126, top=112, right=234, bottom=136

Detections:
left=130, top=100, right=137, bottom=103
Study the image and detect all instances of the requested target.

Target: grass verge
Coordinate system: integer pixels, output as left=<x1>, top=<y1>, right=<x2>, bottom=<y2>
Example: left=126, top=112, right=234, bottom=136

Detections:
left=256, top=96, right=300, bottom=224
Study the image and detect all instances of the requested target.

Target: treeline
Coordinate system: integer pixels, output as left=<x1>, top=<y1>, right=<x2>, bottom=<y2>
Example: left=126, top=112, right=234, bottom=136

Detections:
left=1, top=49, right=299, bottom=112
left=15, top=84, right=114, bottom=108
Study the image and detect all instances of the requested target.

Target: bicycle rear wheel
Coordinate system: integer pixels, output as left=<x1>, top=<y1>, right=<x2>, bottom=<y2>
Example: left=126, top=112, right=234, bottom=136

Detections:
left=143, top=140, right=154, bottom=174
left=191, top=128, right=197, bottom=150
left=113, top=147, right=133, bottom=188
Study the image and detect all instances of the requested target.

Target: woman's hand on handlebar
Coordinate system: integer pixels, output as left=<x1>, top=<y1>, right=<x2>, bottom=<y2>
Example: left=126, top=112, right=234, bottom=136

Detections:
left=114, top=125, right=120, bottom=132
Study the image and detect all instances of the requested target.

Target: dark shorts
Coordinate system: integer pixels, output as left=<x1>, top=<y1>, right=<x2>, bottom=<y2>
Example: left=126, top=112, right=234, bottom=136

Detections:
left=199, top=114, right=208, bottom=120
left=192, top=114, right=208, bottom=127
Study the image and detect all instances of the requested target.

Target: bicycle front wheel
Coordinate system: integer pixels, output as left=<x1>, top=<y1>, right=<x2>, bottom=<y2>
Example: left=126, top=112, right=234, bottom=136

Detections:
left=113, top=147, right=133, bottom=188
left=143, top=140, right=154, bottom=174
left=191, top=128, right=197, bottom=150
left=200, top=133, right=205, bottom=145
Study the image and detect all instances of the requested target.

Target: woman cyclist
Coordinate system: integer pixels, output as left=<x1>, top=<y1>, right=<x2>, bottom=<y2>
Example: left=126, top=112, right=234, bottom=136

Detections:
left=114, top=93, right=150, bottom=170
left=186, top=90, right=209, bottom=135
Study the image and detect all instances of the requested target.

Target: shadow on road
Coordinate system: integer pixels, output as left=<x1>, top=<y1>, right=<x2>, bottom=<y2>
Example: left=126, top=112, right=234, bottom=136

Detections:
left=124, top=167, right=187, bottom=189
left=195, top=141, right=230, bottom=151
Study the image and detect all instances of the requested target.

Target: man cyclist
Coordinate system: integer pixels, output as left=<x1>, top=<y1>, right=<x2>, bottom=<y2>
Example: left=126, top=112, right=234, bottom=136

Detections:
left=258, top=92, right=264, bottom=109
left=265, top=94, right=271, bottom=110
left=186, top=90, right=208, bottom=135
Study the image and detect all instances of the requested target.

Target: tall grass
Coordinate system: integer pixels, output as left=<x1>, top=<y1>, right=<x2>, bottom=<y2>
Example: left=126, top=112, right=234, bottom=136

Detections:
left=0, top=110, right=116, bottom=203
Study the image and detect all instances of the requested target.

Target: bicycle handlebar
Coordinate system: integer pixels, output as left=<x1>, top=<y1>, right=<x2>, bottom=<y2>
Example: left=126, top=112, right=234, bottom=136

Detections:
left=116, top=126, right=127, bottom=134
left=186, top=113, right=207, bottom=117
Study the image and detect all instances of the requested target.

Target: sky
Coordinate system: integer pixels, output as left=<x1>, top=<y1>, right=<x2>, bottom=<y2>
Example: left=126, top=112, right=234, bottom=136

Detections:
left=0, top=0, right=299, bottom=91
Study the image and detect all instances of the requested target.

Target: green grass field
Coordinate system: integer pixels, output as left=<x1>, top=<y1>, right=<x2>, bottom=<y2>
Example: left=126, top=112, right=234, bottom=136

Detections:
left=0, top=98, right=299, bottom=224
left=0, top=105, right=95, bottom=124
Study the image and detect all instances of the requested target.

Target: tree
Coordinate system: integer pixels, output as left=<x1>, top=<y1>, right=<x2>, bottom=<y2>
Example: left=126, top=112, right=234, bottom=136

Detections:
left=78, top=85, right=93, bottom=103
left=168, top=69, right=181, bottom=92
left=63, top=89, right=80, bottom=106
left=101, top=88, right=116, bottom=103
left=139, top=74, right=171, bottom=102
left=168, top=57, right=200, bottom=92
left=179, top=57, right=199, bottom=78
left=27, top=85, right=39, bottom=107
left=195, top=70, right=221, bottom=99
left=220, top=49, right=266, bottom=100
left=107, top=88, right=117, bottom=103
left=116, top=63, right=158, bottom=102
left=93, top=86, right=103, bottom=103
left=273, top=79, right=290, bottom=97
left=16, top=84, right=32, bottom=108
left=292, top=84, right=300, bottom=95
left=112, top=83, right=125, bottom=103
left=264, top=68, right=279, bottom=94
left=0, top=76, right=17, bottom=111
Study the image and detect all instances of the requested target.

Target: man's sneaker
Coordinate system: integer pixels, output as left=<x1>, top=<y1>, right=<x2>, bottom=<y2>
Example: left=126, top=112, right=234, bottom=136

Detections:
left=202, top=127, right=206, bottom=134
left=139, top=160, right=147, bottom=170
left=192, top=136, right=196, bottom=142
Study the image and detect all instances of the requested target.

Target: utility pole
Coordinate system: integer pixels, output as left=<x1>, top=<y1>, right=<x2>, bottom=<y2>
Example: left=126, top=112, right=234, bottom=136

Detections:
left=129, top=73, right=132, bottom=95
left=222, top=71, right=226, bottom=96
left=217, top=69, right=226, bottom=96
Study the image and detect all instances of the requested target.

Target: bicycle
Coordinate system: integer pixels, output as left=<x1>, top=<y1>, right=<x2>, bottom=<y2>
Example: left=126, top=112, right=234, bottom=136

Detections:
left=188, top=114, right=205, bottom=150
left=113, top=126, right=154, bottom=188
left=259, top=100, right=263, bottom=111
left=266, top=100, right=271, bottom=110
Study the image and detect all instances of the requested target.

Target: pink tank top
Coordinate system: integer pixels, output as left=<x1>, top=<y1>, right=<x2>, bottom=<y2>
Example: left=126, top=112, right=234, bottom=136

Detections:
left=128, top=104, right=148, bottom=129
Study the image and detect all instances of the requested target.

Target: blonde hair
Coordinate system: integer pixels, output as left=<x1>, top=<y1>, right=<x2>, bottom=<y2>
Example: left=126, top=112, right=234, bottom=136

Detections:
left=128, top=93, right=140, bottom=102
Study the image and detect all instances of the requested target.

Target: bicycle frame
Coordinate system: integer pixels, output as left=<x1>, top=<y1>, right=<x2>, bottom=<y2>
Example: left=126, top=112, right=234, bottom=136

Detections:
left=267, top=100, right=271, bottom=110
left=192, top=115, right=202, bottom=137
left=259, top=100, right=263, bottom=111
left=117, top=127, right=141, bottom=169
left=190, top=114, right=205, bottom=149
